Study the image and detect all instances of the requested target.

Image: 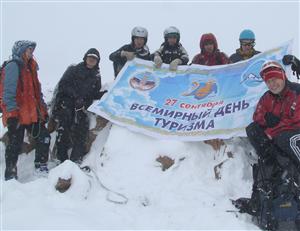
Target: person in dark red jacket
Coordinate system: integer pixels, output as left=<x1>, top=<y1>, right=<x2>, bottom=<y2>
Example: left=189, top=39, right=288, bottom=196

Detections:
left=192, top=33, right=229, bottom=150
left=191, top=33, right=229, bottom=66
left=233, top=60, right=300, bottom=217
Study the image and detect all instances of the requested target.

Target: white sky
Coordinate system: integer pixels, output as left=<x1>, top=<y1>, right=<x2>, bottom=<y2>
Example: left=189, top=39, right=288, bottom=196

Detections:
left=1, top=0, right=299, bottom=88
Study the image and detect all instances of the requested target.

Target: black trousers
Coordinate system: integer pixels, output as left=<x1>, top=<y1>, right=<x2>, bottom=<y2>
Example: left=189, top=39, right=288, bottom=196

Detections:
left=246, top=122, right=300, bottom=210
left=246, top=122, right=300, bottom=169
left=55, top=107, right=89, bottom=163
left=5, top=121, right=50, bottom=168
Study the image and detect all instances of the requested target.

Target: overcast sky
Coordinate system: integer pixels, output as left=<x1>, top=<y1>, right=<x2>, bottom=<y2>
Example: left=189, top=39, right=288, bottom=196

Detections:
left=1, top=1, right=299, bottom=90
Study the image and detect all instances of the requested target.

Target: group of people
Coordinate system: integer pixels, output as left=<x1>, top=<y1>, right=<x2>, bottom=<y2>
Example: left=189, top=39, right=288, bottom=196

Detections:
left=109, top=26, right=260, bottom=79
left=1, top=42, right=106, bottom=180
left=1, top=28, right=300, bottom=220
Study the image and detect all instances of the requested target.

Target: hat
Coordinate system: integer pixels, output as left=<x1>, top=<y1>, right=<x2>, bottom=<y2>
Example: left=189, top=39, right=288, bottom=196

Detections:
left=260, top=61, right=286, bottom=82
left=83, top=48, right=100, bottom=63
left=12, top=40, right=36, bottom=59
left=86, top=53, right=100, bottom=60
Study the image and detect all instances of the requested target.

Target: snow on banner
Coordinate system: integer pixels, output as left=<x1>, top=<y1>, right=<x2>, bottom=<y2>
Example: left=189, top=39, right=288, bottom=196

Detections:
left=88, top=41, right=292, bottom=141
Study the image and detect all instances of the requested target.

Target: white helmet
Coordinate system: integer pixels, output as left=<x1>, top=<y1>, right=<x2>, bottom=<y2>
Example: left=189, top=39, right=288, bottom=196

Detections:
left=164, top=26, right=180, bottom=41
left=131, top=26, right=148, bottom=44
left=132, top=26, right=148, bottom=38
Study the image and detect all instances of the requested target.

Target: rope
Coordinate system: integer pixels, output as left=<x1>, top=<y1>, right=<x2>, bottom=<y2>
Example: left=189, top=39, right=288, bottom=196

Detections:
left=30, top=120, right=41, bottom=139
left=82, top=166, right=128, bottom=205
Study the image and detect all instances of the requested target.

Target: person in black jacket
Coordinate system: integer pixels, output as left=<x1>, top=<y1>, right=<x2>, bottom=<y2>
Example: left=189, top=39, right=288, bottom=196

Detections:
left=51, top=48, right=107, bottom=165
left=153, top=26, right=189, bottom=71
left=109, top=26, right=151, bottom=78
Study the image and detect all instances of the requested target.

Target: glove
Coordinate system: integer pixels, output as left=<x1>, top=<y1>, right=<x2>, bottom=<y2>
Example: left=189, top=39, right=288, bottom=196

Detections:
left=95, top=90, right=108, bottom=100
left=7, top=117, right=19, bottom=131
left=121, top=51, right=135, bottom=61
left=283, top=55, right=300, bottom=74
left=264, top=112, right=280, bottom=128
left=282, top=55, right=295, bottom=65
left=154, top=55, right=163, bottom=68
left=47, top=117, right=58, bottom=133
left=74, top=110, right=87, bottom=125
left=169, top=58, right=182, bottom=71
left=75, top=98, right=85, bottom=111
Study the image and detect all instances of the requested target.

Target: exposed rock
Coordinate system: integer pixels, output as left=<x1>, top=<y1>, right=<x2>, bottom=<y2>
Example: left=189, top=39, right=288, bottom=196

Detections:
left=204, top=139, right=225, bottom=151
left=156, top=155, right=175, bottom=171
left=55, top=177, right=72, bottom=193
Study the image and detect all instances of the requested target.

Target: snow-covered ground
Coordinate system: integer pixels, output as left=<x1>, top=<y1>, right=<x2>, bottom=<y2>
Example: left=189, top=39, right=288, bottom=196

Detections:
left=1, top=119, right=260, bottom=230
left=1, top=1, right=299, bottom=230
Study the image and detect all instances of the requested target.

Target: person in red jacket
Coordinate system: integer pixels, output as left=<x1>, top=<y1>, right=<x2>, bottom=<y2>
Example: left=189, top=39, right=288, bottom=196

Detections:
left=1, top=40, right=50, bottom=180
left=233, top=60, right=300, bottom=218
left=191, top=33, right=229, bottom=66
left=192, top=33, right=229, bottom=150
left=248, top=60, right=300, bottom=166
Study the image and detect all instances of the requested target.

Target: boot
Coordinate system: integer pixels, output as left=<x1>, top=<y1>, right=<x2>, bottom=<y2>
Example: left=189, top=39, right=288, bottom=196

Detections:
left=34, top=162, right=49, bottom=177
left=232, top=196, right=259, bottom=216
left=5, top=164, right=18, bottom=181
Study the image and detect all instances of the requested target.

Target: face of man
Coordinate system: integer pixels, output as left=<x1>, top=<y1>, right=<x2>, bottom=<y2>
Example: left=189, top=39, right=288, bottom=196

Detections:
left=265, top=77, right=286, bottom=94
left=86, top=56, right=98, bottom=69
left=133, top=37, right=145, bottom=49
left=240, top=40, right=255, bottom=54
left=167, top=36, right=177, bottom=46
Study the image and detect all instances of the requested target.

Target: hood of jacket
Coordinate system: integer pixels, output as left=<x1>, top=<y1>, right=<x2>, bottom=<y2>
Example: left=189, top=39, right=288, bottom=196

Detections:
left=200, top=33, right=218, bottom=53
left=12, top=40, right=36, bottom=63
left=83, top=48, right=100, bottom=67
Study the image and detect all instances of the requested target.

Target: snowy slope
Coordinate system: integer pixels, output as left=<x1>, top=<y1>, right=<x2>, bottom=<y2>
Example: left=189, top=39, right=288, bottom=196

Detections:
left=1, top=117, right=260, bottom=230
left=1, top=2, right=299, bottom=230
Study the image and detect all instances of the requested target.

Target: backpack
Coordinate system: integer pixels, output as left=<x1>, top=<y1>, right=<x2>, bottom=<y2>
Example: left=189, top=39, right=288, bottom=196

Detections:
left=0, top=60, right=20, bottom=113
left=254, top=158, right=300, bottom=231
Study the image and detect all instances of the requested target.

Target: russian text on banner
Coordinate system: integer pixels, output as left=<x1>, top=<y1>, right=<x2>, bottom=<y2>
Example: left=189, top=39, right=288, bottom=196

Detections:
left=88, top=42, right=292, bottom=141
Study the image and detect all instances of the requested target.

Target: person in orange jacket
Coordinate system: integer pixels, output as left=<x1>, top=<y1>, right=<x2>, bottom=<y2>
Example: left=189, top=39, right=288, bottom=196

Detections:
left=1, top=40, right=50, bottom=180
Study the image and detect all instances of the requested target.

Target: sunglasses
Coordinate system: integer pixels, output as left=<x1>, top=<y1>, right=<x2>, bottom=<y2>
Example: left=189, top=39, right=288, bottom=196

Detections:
left=240, top=41, right=255, bottom=47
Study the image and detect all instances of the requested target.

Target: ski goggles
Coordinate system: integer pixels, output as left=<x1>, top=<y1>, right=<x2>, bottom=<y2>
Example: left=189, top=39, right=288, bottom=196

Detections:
left=240, top=41, right=255, bottom=47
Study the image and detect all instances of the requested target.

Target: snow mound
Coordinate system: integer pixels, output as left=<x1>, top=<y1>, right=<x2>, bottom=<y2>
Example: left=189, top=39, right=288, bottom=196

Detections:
left=48, top=160, right=91, bottom=200
left=1, top=123, right=259, bottom=230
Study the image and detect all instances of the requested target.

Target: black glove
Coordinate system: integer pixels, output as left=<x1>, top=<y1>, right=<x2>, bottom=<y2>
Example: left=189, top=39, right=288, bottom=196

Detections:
left=74, top=110, right=87, bottom=125
left=282, top=55, right=295, bottom=65
left=95, top=90, right=108, bottom=100
left=75, top=98, right=85, bottom=111
left=282, top=55, right=300, bottom=74
left=264, top=112, right=280, bottom=128
left=7, top=117, right=19, bottom=131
